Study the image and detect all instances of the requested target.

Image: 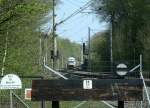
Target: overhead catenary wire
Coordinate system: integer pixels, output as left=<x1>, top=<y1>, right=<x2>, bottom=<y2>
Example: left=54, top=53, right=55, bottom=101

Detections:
left=57, top=14, right=90, bottom=36
left=57, top=10, right=102, bottom=39
left=57, top=13, right=88, bottom=30
left=56, top=0, right=92, bottom=26
left=46, top=0, right=92, bottom=35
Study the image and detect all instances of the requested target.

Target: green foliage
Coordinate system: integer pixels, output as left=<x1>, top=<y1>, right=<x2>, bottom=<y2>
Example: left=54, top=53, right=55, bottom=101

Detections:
left=57, top=37, right=81, bottom=68
left=39, top=35, right=81, bottom=72
left=90, top=31, right=110, bottom=72
left=92, top=0, right=150, bottom=73
left=0, top=0, right=52, bottom=76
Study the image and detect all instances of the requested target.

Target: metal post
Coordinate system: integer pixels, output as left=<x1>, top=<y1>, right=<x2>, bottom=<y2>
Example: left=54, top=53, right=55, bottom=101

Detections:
left=140, top=54, right=143, bottom=108
left=41, top=77, right=45, bottom=108
left=118, top=79, right=124, bottom=108
left=118, top=101, right=124, bottom=108
left=41, top=100, right=45, bottom=108
left=10, top=90, right=13, bottom=108
left=140, top=54, right=150, bottom=106
left=52, top=101, right=59, bottom=108
left=88, top=27, right=91, bottom=72
left=39, top=38, right=42, bottom=66
left=45, top=38, right=48, bottom=64
left=140, top=101, right=143, bottom=108
left=61, top=55, right=64, bottom=68
left=140, top=54, right=142, bottom=72
left=52, top=0, right=57, bottom=70
left=53, top=36, right=57, bottom=69
left=110, top=14, right=114, bottom=73
left=52, top=0, right=59, bottom=107
left=81, top=39, right=84, bottom=65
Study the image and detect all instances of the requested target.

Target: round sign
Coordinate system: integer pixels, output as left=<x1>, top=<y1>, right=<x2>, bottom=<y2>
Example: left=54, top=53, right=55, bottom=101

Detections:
left=0, top=74, right=22, bottom=89
left=116, top=63, right=128, bottom=77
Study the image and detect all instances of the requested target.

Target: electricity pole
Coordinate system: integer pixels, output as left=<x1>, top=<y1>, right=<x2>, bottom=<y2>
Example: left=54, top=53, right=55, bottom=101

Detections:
left=81, top=38, right=84, bottom=65
left=110, top=12, right=124, bottom=108
left=88, top=27, right=91, bottom=72
left=110, top=13, right=114, bottom=73
left=52, top=0, right=59, bottom=108
left=52, top=0, right=57, bottom=70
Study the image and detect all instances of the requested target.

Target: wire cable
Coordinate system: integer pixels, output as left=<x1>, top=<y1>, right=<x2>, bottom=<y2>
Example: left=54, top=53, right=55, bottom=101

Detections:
left=56, top=0, right=92, bottom=26
left=46, top=0, right=92, bottom=35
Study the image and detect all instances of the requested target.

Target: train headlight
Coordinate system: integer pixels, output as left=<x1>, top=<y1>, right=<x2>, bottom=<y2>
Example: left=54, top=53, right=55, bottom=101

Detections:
left=116, top=63, right=128, bottom=77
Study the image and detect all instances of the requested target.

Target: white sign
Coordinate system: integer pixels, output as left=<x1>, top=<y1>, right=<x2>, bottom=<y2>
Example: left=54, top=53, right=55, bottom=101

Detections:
left=0, top=74, right=22, bottom=89
left=117, top=63, right=127, bottom=69
left=25, top=88, right=32, bottom=100
left=83, top=80, right=92, bottom=89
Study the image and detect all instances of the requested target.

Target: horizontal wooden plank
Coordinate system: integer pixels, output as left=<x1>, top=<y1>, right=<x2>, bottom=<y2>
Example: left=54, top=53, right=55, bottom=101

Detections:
left=31, top=79, right=143, bottom=101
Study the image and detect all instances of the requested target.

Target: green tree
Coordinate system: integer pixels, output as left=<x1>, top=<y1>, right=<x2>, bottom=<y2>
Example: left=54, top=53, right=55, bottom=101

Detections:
left=90, top=31, right=110, bottom=72
left=0, top=0, right=52, bottom=75
left=92, top=0, right=150, bottom=73
left=57, top=37, right=81, bottom=68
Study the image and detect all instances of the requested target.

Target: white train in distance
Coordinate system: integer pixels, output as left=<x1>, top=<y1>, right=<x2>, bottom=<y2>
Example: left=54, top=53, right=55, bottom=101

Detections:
left=67, top=57, right=76, bottom=70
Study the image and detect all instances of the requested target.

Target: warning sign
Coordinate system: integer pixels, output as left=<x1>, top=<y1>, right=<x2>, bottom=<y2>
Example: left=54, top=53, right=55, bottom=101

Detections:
left=25, top=88, right=32, bottom=100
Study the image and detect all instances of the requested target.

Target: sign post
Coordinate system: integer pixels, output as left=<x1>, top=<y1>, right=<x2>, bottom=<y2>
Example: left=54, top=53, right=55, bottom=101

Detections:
left=0, top=74, right=22, bottom=108
left=115, top=63, right=128, bottom=108
left=10, top=90, right=13, bottom=108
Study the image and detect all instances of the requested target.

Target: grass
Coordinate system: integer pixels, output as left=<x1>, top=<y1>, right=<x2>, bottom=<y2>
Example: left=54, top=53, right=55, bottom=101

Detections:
left=60, top=101, right=109, bottom=108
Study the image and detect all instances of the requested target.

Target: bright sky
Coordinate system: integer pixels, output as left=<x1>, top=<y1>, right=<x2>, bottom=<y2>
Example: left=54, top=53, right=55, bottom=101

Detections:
left=44, top=0, right=108, bottom=43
